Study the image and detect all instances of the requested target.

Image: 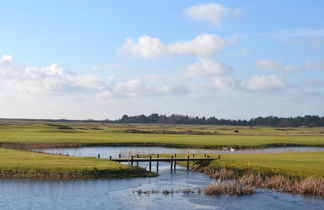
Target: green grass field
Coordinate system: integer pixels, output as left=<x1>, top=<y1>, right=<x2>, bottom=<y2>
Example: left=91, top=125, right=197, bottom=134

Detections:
left=147, top=152, right=324, bottom=178
left=0, top=123, right=324, bottom=148
left=207, top=152, right=324, bottom=178
left=1, top=121, right=324, bottom=179
left=0, top=148, right=153, bottom=179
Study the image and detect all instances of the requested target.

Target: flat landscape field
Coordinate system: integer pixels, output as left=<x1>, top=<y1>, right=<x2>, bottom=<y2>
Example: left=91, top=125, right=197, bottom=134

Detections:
left=0, top=148, right=153, bottom=179
left=0, top=121, right=324, bottom=148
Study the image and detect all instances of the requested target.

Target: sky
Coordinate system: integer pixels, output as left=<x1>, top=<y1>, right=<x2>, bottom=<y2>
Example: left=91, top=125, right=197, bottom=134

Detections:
left=1, top=0, right=324, bottom=120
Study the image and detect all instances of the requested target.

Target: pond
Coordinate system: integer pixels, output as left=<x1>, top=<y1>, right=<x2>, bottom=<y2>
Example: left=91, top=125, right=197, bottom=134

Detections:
left=1, top=146, right=323, bottom=209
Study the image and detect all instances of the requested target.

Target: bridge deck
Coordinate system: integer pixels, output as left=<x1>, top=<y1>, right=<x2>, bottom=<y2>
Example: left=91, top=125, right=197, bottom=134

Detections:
left=111, top=157, right=215, bottom=162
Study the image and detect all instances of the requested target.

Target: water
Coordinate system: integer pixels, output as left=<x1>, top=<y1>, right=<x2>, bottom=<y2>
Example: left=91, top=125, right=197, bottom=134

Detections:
left=1, top=147, right=324, bottom=209
left=34, top=146, right=324, bottom=158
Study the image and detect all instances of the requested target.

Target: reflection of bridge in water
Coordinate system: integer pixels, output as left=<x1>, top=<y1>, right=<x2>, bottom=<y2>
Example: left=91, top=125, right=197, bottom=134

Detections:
left=107, top=154, right=219, bottom=173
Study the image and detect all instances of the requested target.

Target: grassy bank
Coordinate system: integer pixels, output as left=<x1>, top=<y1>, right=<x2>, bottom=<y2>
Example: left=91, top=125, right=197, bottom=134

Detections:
left=1, top=123, right=324, bottom=149
left=202, top=152, right=324, bottom=197
left=0, top=148, right=155, bottom=179
left=144, top=152, right=324, bottom=197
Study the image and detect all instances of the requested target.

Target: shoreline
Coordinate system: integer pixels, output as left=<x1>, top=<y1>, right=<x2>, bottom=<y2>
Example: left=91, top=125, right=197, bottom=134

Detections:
left=1, top=141, right=324, bottom=151
left=0, top=148, right=156, bottom=180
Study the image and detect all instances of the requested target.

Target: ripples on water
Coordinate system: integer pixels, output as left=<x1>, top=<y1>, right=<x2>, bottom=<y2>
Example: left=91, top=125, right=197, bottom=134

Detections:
left=1, top=147, right=323, bottom=209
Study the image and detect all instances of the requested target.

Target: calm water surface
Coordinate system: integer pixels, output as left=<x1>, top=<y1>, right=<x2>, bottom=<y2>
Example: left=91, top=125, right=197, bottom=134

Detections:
left=0, top=146, right=323, bottom=210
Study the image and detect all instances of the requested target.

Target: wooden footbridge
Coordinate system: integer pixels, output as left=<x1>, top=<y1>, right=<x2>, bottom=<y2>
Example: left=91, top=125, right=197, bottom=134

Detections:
left=105, top=154, right=219, bottom=173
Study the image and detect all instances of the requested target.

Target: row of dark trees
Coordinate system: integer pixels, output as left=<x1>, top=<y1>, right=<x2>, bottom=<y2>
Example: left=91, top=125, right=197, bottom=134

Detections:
left=117, top=114, right=324, bottom=127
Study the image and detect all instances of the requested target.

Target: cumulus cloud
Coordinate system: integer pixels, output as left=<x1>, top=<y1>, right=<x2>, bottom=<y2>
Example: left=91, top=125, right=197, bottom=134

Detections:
left=184, top=3, right=239, bottom=27
left=167, top=34, right=226, bottom=57
left=257, top=59, right=300, bottom=73
left=184, top=57, right=233, bottom=77
left=120, top=36, right=165, bottom=58
left=1, top=55, right=13, bottom=64
left=0, top=56, right=110, bottom=96
left=114, top=75, right=189, bottom=97
left=0, top=55, right=193, bottom=100
left=212, top=76, right=239, bottom=90
left=120, top=34, right=229, bottom=58
left=242, top=74, right=288, bottom=91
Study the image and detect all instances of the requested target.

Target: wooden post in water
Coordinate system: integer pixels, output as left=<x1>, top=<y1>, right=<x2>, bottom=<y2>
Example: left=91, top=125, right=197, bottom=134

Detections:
left=156, top=154, right=159, bottom=172
left=136, top=154, right=139, bottom=166
left=149, top=156, right=152, bottom=172
left=187, top=155, right=190, bottom=171
left=173, top=159, right=176, bottom=172
left=170, top=155, right=173, bottom=173
left=131, top=156, right=134, bottom=166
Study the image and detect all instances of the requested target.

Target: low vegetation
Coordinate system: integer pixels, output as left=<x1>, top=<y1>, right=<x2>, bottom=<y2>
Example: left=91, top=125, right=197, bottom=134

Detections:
left=204, top=181, right=253, bottom=196
left=0, top=148, right=154, bottom=179
left=1, top=122, right=324, bottom=149
left=200, top=152, right=324, bottom=197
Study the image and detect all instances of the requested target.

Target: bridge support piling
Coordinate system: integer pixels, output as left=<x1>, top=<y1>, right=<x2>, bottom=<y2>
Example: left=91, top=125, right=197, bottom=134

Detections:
left=170, top=155, right=173, bottom=173
left=149, top=156, right=152, bottom=172
left=187, top=155, right=190, bottom=171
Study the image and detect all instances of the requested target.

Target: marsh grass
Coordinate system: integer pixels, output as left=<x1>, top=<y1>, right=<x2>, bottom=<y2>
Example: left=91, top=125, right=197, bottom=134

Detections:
left=204, top=181, right=253, bottom=196
left=203, top=168, right=324, bottom=197
left=0, top=148, right=155, bottom=179
left=1, top=123, right=324, bottom=149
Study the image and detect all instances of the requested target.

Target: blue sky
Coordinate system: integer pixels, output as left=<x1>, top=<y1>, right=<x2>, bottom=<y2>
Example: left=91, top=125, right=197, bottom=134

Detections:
left=1, top=0, right=324, bottom=119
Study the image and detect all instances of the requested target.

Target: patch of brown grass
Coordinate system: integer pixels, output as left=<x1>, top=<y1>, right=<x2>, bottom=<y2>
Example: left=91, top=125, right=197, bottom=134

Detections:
left=204, top=181, right=253, bottom=196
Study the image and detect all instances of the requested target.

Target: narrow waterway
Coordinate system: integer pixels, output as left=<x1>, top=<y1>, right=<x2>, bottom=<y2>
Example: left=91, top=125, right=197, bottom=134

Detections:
left=34, top=146, right=324, bottom=158
left=0, top=147, right=323, bottom=210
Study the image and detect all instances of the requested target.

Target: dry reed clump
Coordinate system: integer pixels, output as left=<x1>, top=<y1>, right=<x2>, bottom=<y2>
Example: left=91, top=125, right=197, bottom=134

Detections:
left=204, top=166, right=324, bottom=197
left=204, top=181, right=253, bottom=196
left=297, top=176, right=324, bottom=197
left=200, top=167, right=235, bottom=179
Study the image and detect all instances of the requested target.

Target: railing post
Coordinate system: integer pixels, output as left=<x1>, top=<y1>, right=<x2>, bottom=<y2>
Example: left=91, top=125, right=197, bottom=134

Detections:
left=109, top=155, right=112, bottom=160
left=119, top=154, right=121, bottom=158
left=97, top=154, right=100, bottom=158
left=131, top=156, right=134, bottom=166
left=193, top=153, right=195, bottom=158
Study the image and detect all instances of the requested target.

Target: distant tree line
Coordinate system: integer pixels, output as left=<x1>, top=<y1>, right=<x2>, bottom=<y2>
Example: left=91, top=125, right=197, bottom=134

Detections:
left=117, top=114, right=324, bottom=127
left=2, top=114, right=324, bottom=127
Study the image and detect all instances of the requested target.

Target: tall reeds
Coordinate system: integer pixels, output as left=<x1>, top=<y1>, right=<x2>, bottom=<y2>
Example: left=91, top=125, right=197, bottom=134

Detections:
left=203, top=166, right=324, bottom=197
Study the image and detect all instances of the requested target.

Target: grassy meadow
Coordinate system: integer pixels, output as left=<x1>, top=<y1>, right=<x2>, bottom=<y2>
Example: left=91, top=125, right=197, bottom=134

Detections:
left=0, top=148, right=154, bottom=179
left=0, top=121, right=324, bottom=148
left=1, top=120, right=324, bottom=180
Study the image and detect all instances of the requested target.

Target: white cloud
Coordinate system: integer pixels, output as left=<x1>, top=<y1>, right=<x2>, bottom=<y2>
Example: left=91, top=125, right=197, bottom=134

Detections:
left=120, top=36, right=165, bottom=58
left=184, top=57, right=233, bottom=77
left=257, top=59, right=300, bottom=73
left=242, top=74, right=287, bottom=91
left=1, top=55, right=13, bottom=64
left=167, top=34, right=226, bottom=57
left=120, top=34, right=229, bottom=58
left=212, top=76, right=238, bottom=90
left=114, top=75, right=189, bottom=97
left=0, top=56, right=110, bottom=96
left=184, top=3, right=239, bottom=27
